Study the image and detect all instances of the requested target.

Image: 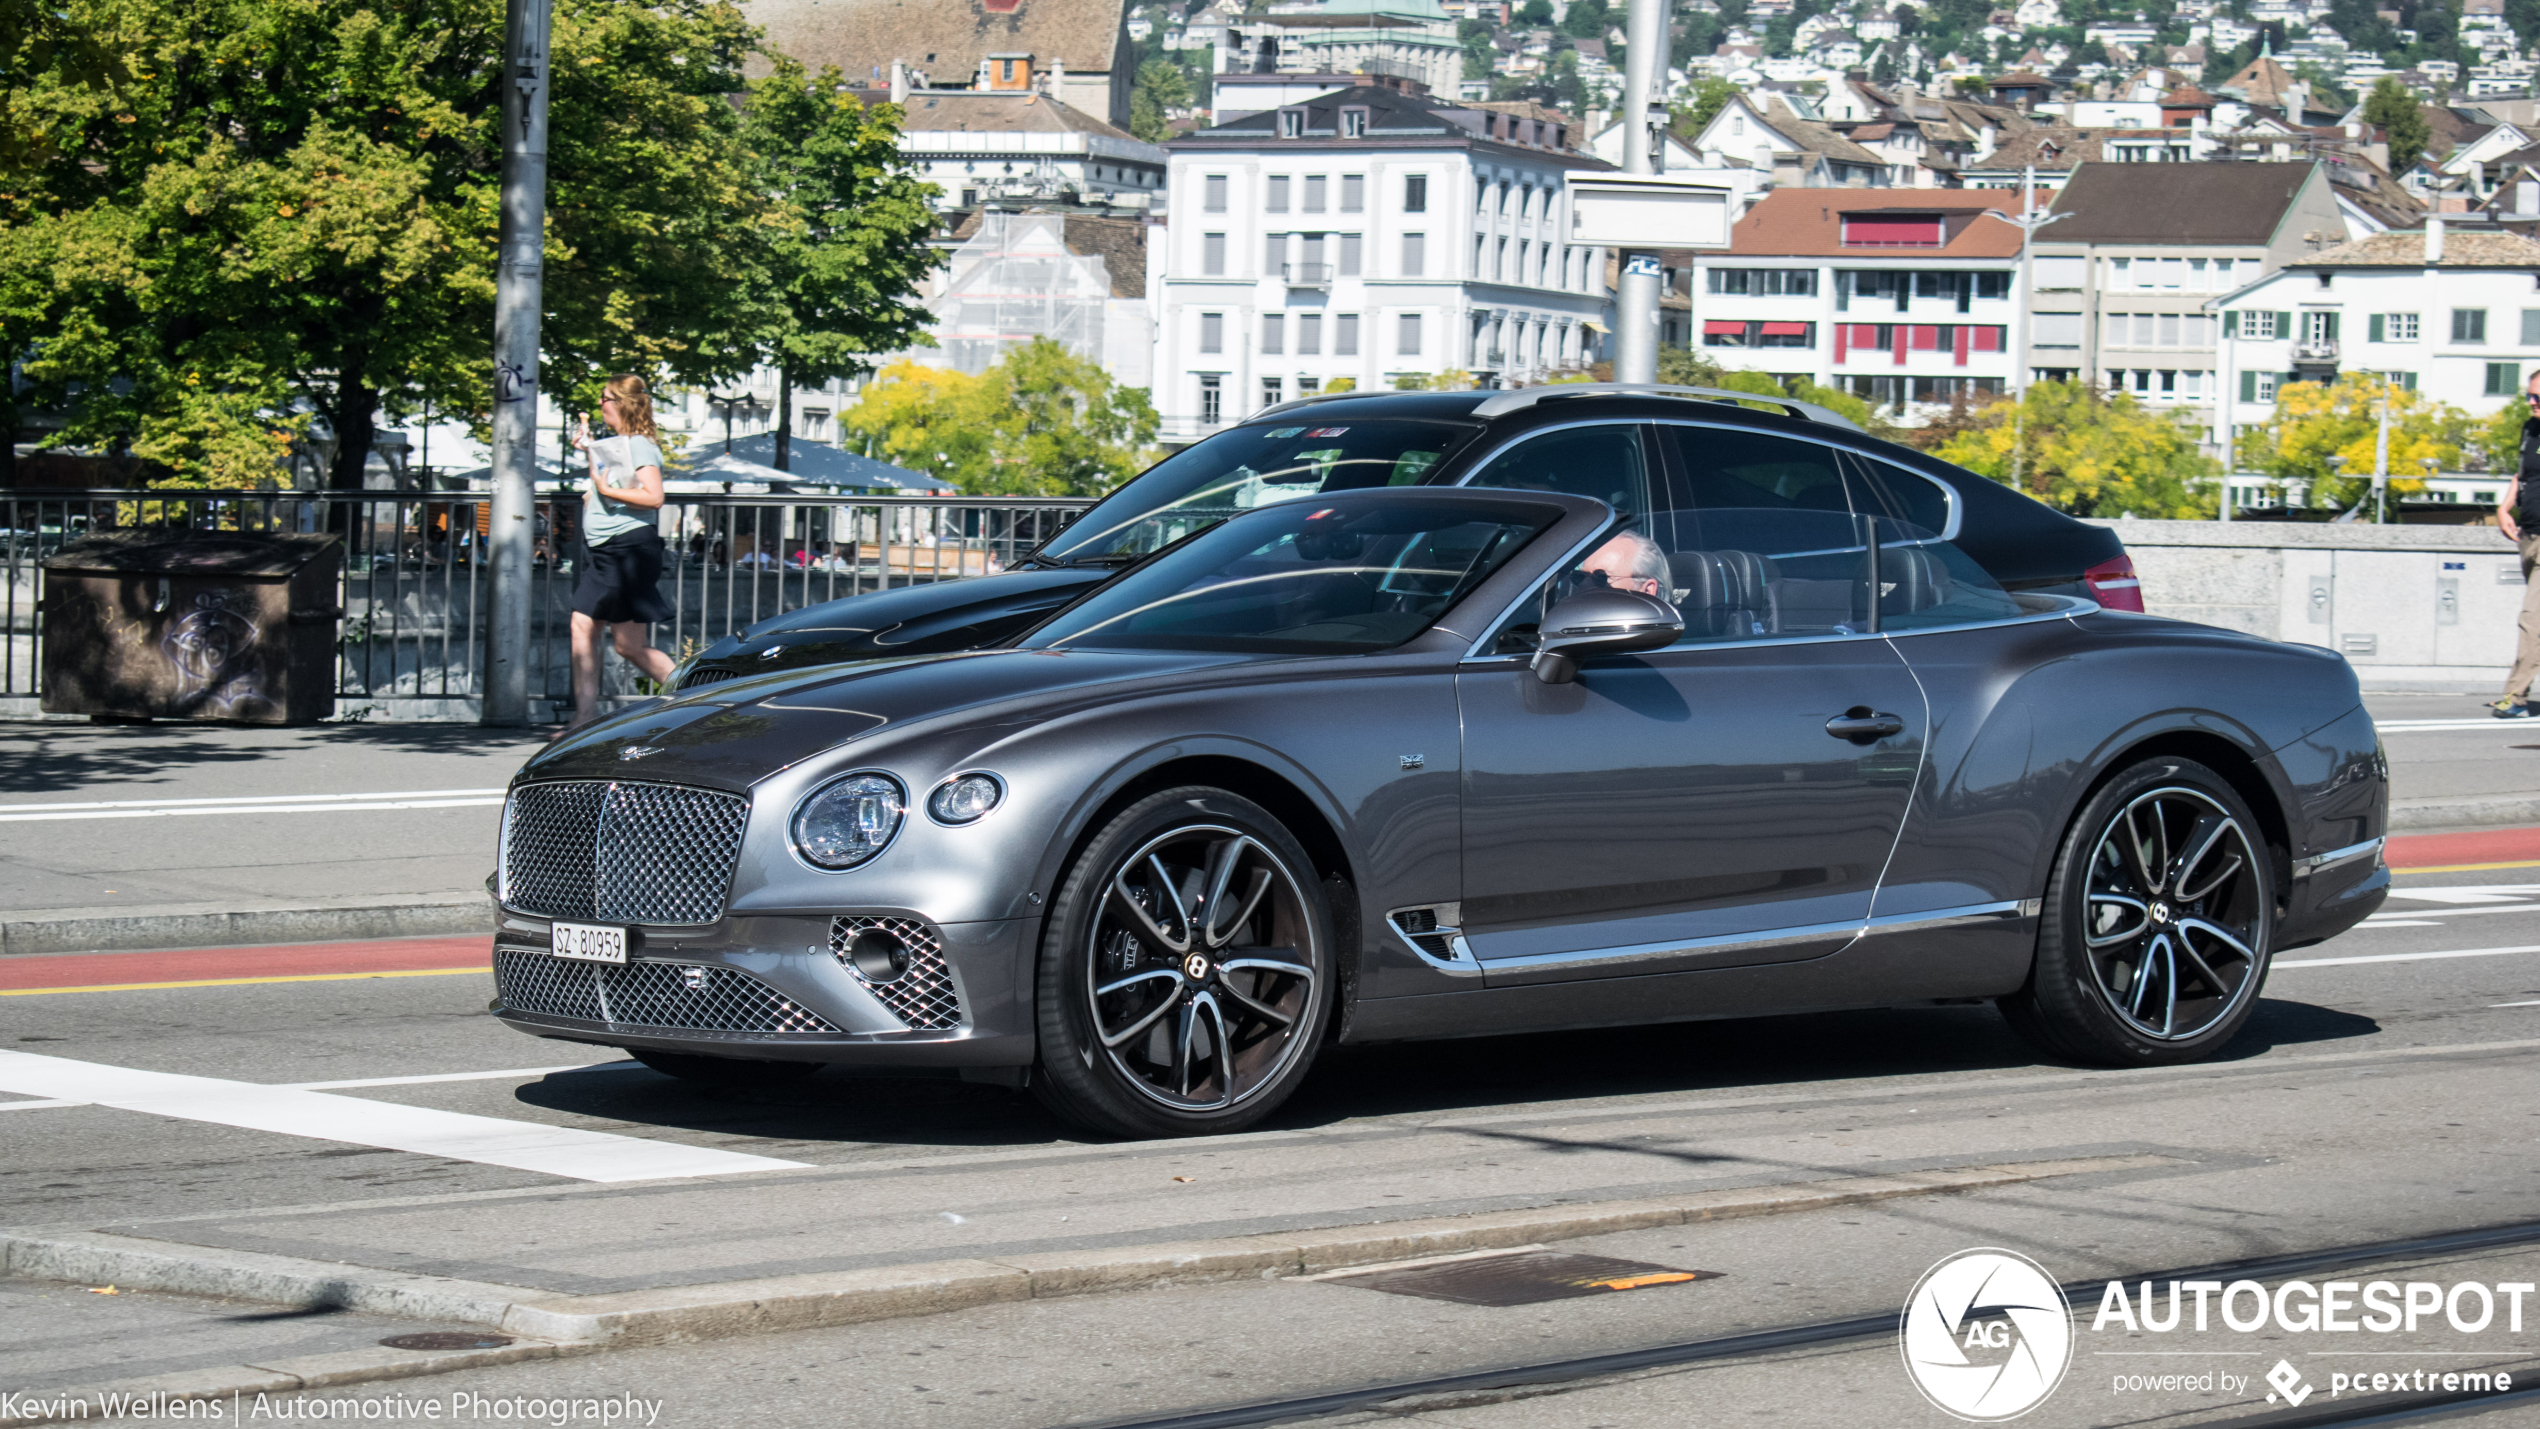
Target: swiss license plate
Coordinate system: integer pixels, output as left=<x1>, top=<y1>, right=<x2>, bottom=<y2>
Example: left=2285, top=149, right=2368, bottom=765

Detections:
left=551, top=922, right=628, bottom=964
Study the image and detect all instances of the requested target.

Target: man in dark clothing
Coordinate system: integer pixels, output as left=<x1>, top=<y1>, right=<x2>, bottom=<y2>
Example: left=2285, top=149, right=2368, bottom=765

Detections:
left=2495, top=370, right=2540, bottom=717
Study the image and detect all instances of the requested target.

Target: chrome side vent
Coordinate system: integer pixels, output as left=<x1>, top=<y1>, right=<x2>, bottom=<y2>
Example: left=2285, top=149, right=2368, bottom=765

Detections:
left=1388, top=903, right=1480, bottom=976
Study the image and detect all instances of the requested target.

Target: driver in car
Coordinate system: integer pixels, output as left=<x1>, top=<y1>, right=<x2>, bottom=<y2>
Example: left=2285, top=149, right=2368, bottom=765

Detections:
left=1580, top=529, right=1670, bottom=600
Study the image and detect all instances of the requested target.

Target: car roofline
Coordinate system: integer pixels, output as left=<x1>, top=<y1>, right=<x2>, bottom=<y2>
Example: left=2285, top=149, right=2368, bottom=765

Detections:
left=1468, top=383, right=1865, bottom=431
left=1242, top=383, right=1863, bottom=433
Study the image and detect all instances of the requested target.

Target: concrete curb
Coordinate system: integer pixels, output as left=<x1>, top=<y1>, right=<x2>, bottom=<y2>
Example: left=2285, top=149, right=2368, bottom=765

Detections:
left=0, top=898, right=492, bottom=958
left=2389, top=794, right=2540, bottom=832
left=0, top=1153, right=2164, bottom=1423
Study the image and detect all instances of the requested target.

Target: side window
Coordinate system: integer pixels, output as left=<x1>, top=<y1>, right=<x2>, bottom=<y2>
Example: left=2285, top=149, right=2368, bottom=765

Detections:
left=1648, top=423, right=1873, bottom=644
left=1848, top=455, right=1953, bottom=536
left=1458, top=423, right=1651, bottom=519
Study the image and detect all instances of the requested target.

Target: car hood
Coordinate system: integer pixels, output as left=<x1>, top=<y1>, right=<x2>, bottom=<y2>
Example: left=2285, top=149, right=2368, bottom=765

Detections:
left=520, top=646, right=1260, bottom=791
left=691, top=568, right=1105, bottom=674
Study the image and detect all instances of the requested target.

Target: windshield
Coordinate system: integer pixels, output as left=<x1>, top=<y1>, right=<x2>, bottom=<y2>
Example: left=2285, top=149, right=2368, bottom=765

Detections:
left=1023, top=496, right=1556, bottom=655
left=1036, top=418, right=1477, bottom=565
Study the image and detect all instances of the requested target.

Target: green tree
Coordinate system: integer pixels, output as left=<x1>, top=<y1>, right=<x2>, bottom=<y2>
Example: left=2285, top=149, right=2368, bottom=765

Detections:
left=2476, top=398, right=2526, bottom=480
left=1130, top=56, right=1194, bottom=143
left=1458, top=18, right=1498, bottom=81
left=1560, top=0, right=1609, bottom=39
left=2237, top=372, right=2469, bottom=510
left=1516, top=0, right=1554, bottom=24
left=1, top=0, right=782, bottom=489
left=1934, top=380, right=2220, bottom=517
left=2362, top=76, right=2432, bottom=173
left=1672, top=76, right=1742, bottom=137
left=841, top=341, right=1159, bottom=496
left=737, top=58, right=942, bottom=472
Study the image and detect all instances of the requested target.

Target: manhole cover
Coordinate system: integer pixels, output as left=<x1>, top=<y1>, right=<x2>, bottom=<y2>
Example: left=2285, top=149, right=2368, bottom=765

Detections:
left=1327, top=1250, right=1721, bottom=1307
left=379, top=1332, right=515, bottom=1352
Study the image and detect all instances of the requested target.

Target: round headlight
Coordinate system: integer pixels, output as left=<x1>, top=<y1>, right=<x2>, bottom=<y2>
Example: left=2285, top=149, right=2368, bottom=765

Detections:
left=792, top=773, right=905, bottom=870
left=928, top=772, right=1004, bottom=825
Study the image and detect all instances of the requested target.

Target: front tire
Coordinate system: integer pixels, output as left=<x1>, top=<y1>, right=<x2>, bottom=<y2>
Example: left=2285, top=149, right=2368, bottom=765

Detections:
left=1033, top=787, right=1336, bottom=1138
left=2002, top=757, right=2274, bottom=1066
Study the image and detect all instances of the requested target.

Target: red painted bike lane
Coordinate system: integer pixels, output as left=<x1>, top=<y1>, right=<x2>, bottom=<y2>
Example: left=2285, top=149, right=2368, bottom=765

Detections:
left=0, top=936, right=491, bottom=994
left=2386, top=827, right=2540, bottom=872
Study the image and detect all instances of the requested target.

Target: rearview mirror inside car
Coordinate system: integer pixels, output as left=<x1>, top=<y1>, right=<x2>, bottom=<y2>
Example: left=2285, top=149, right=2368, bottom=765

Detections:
left=1530, top=588, right=1684, bottom=684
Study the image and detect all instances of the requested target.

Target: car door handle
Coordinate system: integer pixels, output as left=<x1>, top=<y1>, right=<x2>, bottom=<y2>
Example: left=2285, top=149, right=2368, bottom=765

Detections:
left=1825, top=708, right=1905, bottom=742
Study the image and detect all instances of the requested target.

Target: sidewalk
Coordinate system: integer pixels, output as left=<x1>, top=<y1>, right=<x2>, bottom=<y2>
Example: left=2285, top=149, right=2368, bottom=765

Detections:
left=1, top=695, right=2533, bottom=956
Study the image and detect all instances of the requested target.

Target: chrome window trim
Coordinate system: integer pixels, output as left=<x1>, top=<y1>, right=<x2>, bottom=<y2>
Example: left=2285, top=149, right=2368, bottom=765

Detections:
left=1644, top=417, right=1965, bottom=543
left=2294, top=837, right=2384, bottom=878
left=1470, top=899, right=2038, bottom=976
left=1457, top=559, right=2086, bottom=663
left=1445, top=416, right=1660, bottom=510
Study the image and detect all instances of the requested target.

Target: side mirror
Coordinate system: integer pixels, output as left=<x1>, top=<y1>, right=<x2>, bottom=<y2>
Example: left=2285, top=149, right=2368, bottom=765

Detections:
left=1529, top=587, right=1684, bottom=684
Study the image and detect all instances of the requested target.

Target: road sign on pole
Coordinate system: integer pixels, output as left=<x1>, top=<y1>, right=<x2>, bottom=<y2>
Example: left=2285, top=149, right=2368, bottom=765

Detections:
left=486, top=0, right=553, bottom=727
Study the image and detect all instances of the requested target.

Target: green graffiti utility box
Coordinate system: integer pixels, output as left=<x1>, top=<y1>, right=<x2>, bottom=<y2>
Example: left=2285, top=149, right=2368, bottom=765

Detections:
left=40, top=531, right=343, bottom=724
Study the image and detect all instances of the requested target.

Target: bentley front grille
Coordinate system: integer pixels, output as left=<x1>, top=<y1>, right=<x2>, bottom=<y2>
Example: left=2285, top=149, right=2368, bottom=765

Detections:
left=494, top=949, right=839, bottom=1034
left=501, top=781, right=749, bottom=925
left=828, top=916, right=963, bottom=1030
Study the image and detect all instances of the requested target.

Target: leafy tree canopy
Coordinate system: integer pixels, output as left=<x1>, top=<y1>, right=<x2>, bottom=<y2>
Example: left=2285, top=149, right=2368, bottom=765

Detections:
left=1130, top=56, right=1194, bottom=142
left=2, top=0, right=935, bottom=490
left=2362, top=76, right=2432, bottom=172
left=840, top=340, right=1159, bottom=497
left=2237, top=372, right=2469, bottom=510
left=1673, top=76, right=1743, bottom=136
left=1933, top=380, right=2220, bottom=517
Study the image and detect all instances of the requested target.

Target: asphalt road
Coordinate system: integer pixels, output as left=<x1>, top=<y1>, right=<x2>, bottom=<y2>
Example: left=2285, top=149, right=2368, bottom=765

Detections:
left=4, top=855, right=2540, bottom=1427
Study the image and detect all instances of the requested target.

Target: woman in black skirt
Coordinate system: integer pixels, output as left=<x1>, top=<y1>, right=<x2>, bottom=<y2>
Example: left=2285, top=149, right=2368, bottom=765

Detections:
left=565, top=374, right=678, bottom=730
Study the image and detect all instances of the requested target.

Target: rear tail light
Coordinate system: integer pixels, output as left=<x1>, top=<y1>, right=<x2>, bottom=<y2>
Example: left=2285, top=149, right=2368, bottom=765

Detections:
left=2082, top=554, right=2145, bottom=612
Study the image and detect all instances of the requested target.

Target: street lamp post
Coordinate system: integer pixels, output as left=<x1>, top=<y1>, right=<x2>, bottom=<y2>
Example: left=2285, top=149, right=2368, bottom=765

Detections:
left=1612, top=0, right=1671, bottom=385
left=1979, top=166, right=2066, bottom=497
left=706, top=393, right=767, bottom=455
left=485, top=0, right=554, bottom=727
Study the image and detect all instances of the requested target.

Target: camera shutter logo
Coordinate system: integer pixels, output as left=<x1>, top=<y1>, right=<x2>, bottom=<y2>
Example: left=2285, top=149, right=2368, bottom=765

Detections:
left=1900, top=1249, right=2073, bottom=1421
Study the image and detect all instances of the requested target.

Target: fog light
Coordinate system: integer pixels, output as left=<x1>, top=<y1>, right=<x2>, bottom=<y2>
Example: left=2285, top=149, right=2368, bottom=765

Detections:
left=846, top=927, right=910, bottom=984
left=927, top=772, right=1004, bottom=825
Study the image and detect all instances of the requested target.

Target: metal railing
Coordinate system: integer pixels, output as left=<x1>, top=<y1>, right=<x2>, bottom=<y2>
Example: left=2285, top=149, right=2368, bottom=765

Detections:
left=2, top=487, right=1091, bottom=719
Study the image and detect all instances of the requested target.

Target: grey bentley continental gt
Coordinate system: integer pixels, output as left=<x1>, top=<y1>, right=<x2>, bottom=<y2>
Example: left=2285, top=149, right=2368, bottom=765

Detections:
left=491, top=480, right=2387, bottom=1138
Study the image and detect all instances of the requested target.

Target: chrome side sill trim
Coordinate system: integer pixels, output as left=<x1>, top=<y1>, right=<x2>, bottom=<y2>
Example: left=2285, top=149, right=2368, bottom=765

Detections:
left=2294, top=838, right=2385, bottom=878
left=1388, top=902, right=1482, bottom=976
left=1471, top=899, right=2039, bottom=976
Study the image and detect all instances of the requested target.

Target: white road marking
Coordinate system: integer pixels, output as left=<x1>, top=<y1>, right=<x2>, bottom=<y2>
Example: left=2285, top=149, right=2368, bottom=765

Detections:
left=2492, top=1001, right=2540, bottom=1008
left=0, top=1061, right=647, bottom=1114
left=2363, top=905, right=2540, bottom=926
left=0, top=789, right=505, bottom=823
left=2382, top=888, right=2540, bottom=905
left=0, top=1051, right=806, bottom=1182
left=2375, top=719, right=2532, bottom=732
left=2359, top=920, right=2443, bottom=928
left=2276, top=943, right=2540, bottom=970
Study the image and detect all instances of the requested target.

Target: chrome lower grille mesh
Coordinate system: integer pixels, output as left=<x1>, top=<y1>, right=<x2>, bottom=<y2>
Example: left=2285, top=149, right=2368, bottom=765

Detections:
left=501, top=781, right=748, bottom=925
left=828, top=916, right=963, bottom=1030
left=494, top=949, right=839, bottom=1034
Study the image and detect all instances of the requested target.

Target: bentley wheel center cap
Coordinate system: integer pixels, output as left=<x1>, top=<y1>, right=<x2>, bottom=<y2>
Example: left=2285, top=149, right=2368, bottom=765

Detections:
left=2151, top=901, right=2174, bottom=925
left=1182, top=952, right=1213, bottom=982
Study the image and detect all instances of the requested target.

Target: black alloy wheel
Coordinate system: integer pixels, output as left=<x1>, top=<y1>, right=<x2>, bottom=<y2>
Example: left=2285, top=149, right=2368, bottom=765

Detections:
left=1035, top=787, right=1335, bottom=1138
left=2003, top=757, right=2275, bottom=1065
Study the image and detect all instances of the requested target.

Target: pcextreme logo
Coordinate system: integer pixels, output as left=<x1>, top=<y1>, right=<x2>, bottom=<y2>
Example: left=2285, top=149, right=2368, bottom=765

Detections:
left=1901, top=1248, right=2075, bottom=1421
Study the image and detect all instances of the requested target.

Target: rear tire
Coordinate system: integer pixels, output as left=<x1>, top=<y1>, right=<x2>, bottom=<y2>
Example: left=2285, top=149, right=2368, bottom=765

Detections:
left=2001, top=756, right=2274, bottom=1066
left=1033, top=787, right=1336, bottom=1139
left=629, top=1048, right=823, bottom=1089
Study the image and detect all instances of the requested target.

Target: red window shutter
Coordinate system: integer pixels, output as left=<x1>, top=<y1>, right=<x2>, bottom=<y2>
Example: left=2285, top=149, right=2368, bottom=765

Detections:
left=1892, top=325, right=1907, bottom=364
left=1972, top=326, right=2003, bottom=352
left=1703, top=320, right=1746, bottom=335
left=1909, top=326, right=1939, bottom=350
left=1954, top=325, right=1971, bottom=366
left=1835, top=325, right=1849, bottom=363
left=1841, top=216, right=1943, bottom=245
left=1761, top=322, right=1810, bottom=336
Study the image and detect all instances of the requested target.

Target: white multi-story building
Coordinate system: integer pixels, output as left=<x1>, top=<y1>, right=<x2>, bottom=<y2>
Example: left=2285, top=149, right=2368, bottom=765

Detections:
left=895, top=88, right=1168, bottom=214
left=2208, top=220, right=2540, bottom=456
left=1153, top=83, right=1613, bottom=440
left=1686, top=188, right=2028, bottom=413
left=2026, top=161, right=2346, bottom=437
